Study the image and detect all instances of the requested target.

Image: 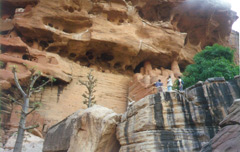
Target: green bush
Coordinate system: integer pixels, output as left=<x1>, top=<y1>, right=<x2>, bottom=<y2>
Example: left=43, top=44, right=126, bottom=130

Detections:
left=182, top=44, right=239, bottom=88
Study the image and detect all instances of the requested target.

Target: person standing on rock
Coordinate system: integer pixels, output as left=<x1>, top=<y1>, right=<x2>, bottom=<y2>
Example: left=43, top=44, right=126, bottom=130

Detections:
left=167, top=76, right=173, bottom=91
left=154, top=79, right=163, bottom=94
left=178, top=76, right=183, bottom=91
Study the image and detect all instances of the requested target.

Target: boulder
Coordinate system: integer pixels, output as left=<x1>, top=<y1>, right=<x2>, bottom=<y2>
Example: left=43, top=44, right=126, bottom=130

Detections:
left=3, top=132, right=43, bottom=152
left=43, top=105, right=121, bottom=152
left=201, top=99, right=240, bottom=152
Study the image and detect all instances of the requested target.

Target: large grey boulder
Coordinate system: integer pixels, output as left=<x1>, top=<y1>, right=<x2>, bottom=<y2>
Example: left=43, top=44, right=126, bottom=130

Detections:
left=3, top=132, right=43, bottom=152
left=43, top=105, right=120, bottom=152
left=201, top=99, right=240, bottom=152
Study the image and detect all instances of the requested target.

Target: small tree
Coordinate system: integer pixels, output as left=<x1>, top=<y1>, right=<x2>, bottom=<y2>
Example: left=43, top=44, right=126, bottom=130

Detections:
left=79, top=70, right=97, bottom=108
left=11, top=66, right=54, bottom=152
left=182, top=44, right=239, bottom=88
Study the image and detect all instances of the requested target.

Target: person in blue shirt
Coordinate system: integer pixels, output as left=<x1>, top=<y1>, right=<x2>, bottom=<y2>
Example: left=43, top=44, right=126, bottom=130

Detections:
left=155, top=79, right=163, bottom=93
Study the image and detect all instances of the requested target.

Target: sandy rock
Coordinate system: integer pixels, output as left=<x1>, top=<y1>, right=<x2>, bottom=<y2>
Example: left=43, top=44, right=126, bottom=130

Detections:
left=129, top=61, right=178, bottom=101
left=201, top=99, right=240, bottom=152
left=43, top=105, right=120, bottom=152
left=0, top=80, right=11, bottom=90
left=118, top=77, right=240, bottom=151
left=0, top=0, right=239, bottom=147
left=3, top=132, right=43, bottom=152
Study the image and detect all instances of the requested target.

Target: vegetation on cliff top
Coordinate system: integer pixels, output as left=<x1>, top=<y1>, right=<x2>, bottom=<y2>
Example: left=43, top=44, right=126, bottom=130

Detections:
left=182, top=44, right=239, bottom=88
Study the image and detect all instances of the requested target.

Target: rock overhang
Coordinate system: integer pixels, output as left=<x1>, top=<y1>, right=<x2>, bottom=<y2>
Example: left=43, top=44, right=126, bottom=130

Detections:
left=1, top=0, right=236, bottom=75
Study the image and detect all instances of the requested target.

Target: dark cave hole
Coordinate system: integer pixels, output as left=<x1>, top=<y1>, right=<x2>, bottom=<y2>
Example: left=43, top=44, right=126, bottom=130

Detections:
left=48, top=23, right=53, bottom=27
left=68, top=7, right=74, bottom=13
left=100, top=53, right=114, bottom=61
left=26, top=39, right=33, bottom=46
left=22, top=54, right=30, bottom=60
left=134, top=61, right=144, bottom=73
left=69, top=53, right=77, bottom=58
left=63, top=29, right=73, bottom=33
left=184, top=35, right=188, bottom=46
left=0, top=31, right=9, bottom=35
left=86, top=50, right=93, bottom=56
left=114, top=62, right=121, bottom=69
left=39, top=40, right=49, bottom=50
left=119, top=19, right=124, bottom=23
left=59, top=49, right=68, bottom=57
left=88, top=55, right=94, bottom=60
left=86, top=51, right=94, bottom=60
left=16, top=30, right=23, bottom=37
left=126, top=65, right=133, bottom=71
left=48, top=40, right=54, bottom=43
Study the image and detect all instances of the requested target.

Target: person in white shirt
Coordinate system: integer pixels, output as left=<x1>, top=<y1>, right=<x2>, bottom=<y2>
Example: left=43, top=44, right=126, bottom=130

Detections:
left=167, top=76, right=172, bottom=91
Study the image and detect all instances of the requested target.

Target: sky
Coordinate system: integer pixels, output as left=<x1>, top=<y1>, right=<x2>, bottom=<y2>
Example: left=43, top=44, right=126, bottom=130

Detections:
left=225, top=0, right=240, bottom=32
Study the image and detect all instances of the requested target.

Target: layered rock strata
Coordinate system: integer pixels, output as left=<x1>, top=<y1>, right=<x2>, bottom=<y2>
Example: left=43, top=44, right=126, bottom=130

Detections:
left=201, top=98, right=240, bottom=152
left=0, top=0, right=239, bottom=146
left=43, top=105, right=120, bottom=152
left=128, top=61, right=180, bottom=101
left=117, top=76, right=240, bottom=151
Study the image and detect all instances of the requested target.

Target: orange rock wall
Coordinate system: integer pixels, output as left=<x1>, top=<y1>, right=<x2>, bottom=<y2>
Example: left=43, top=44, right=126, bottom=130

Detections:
left=227, top=30, right=239, bottom=65
left=33, top=62, right=130, bottom=129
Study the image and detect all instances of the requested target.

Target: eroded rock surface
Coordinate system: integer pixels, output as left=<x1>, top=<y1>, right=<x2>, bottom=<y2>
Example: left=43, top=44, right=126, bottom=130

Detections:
left=0, top=0, right=239, bottom=147
left=3, top=132, right=43, bottom=152
left=43, top=105, right=120, bottom=152
left=129, top=61, right=180, bottom=101
left=200, top=99, right=240, bottom=152
left=117, top=76, right=240, bottom=151
left=1, top=0, right=238, bottom=75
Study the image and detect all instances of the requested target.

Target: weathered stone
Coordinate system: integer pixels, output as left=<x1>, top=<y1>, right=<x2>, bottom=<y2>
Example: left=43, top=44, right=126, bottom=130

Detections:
left=129, top=61, right=178, bottom=102
left=43, top=105, right=120, bottom=152
left=3, top=132, right=43, bottom=152
left=117, top=77, right=240, bottom=151
left=200, top=99, right=240, bottom=152
left=205, top=77, right=225, bottom=83
left=0, top=0, right=239, bottom=147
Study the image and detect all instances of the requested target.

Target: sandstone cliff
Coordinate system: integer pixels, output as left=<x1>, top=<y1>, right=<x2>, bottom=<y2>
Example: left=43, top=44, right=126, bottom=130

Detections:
left=0, top=0, right=239, bottom=146
left=201, top=98, right=240, bottom=152
left=41, top=77, right=240, bottom=152
left=117, top=76, right=240, bottom=151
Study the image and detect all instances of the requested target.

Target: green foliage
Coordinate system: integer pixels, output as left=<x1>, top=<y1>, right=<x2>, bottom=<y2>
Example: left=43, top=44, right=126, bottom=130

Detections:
left=183, top=44, right=239, bottom=88
left=0, top=60, right=5, bottom=68
left=173, top=80, right=179, bottom=90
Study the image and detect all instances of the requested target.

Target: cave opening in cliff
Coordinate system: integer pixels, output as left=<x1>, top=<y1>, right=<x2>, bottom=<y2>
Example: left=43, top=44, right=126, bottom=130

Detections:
left=134, top=61, right=144, bottom=73
left=22, top=54, right=31, bottom=60
left=0, top=31, right=9, bottom=35
left=86, top=51, right=94, bottom=60
left=39, top=40, right=49, bottom=50
left=100, top=53, right=114, bottom=61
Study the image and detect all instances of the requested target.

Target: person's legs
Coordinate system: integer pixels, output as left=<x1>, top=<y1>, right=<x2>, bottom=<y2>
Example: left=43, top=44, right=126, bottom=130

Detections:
left=167, top=86, right=171, bottom=91
left=179, top=85, right=183, bottom=91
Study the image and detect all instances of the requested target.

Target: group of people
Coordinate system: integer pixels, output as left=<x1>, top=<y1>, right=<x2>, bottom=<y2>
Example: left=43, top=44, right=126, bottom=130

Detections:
left=154, top=76, right=183, bottom=93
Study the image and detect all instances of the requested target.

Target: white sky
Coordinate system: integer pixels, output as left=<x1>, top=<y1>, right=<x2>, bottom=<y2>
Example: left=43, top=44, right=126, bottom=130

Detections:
left=225, top=0, right=240, bottom=32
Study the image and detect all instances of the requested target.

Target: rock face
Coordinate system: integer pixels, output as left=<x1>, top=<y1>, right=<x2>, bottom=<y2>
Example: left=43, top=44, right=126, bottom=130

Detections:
left=0, top=0, right=239, bottom=146
left=117, top=76, right=240, bottom=151
left=43, top=105, right=120, bottom=152
left=3, top=132, right=43, bottom=152
left=200, top=99, right=240, bottom=152
left=227, top=30, right=239, bottom=65
left=128, top=61, right=180, bottom=101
